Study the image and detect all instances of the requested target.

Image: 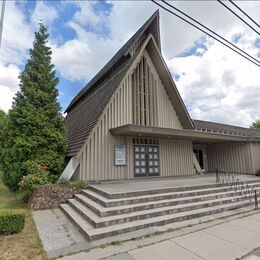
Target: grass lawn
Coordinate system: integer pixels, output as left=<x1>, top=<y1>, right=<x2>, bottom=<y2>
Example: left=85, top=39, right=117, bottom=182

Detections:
left=0, top=172, right=47, bottom=260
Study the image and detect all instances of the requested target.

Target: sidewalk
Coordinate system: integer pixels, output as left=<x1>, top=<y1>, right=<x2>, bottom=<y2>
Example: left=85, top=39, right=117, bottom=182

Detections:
left=60, top=210, right=260, bottom=260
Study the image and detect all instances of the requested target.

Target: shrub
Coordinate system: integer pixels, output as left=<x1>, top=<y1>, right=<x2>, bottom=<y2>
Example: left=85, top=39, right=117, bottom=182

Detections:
left=256, top=169, right=260, bottom=177
left=18, top=162, right=52, bottom=202
left=0, top=210, right=25, bottom=235
left=69, top=180, right=87, bottom=190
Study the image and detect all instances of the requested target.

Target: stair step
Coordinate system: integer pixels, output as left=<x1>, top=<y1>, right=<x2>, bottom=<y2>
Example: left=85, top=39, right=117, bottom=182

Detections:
left=61, top=200, right=251, bottom=240
left=60, top=203, right=93, bottom=240
left=88, top=180, right=260, bottom=199
left=81, top=186, right=235, bottom=207
left=75, top=190, right=243, bottom=217
left=68, top=195, right=247, bottom=228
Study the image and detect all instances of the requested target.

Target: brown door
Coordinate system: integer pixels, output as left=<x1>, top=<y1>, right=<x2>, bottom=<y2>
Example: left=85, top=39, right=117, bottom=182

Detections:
left=134, top=145, right=160, bottom=177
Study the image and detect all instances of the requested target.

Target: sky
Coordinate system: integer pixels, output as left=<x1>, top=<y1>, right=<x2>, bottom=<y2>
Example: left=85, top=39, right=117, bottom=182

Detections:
left=0, top=0, right=259, bottom=127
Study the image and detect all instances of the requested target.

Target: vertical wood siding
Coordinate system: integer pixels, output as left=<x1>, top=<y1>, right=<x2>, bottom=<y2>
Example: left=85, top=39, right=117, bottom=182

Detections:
left=206, top=143, right=254, bottom=174
left=78, top=45, right=193, bottom=181
left=80, top=73, right=134, bottom=181
left=143, top=50, right=183, bottom=129
left=251, top=143, right=260, bottom=173
left=132, top=54, right=158, bottom=126
left=160, top=139, right=194, bottom=176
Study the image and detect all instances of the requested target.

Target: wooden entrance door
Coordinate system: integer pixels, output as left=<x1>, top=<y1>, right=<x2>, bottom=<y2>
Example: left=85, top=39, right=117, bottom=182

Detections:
left=134, top=145, right=160, bottom=177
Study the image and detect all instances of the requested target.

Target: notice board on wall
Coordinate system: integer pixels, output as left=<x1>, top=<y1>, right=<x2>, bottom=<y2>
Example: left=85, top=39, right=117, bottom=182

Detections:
left=115, top=144, right=126, bottom=166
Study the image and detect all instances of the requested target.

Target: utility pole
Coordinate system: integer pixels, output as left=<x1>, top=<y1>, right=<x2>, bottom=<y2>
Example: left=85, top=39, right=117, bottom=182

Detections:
left=0, top=0, right=6, bottom=48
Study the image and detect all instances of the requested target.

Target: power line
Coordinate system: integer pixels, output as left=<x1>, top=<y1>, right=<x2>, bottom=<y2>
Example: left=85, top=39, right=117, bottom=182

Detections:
left=217, top=0, right=260, bottom=37
left=228, top=0, right=260, bottom=29
left=162, top=0, right=260, bottom=66
left=0, top=0, right=6, bottom=48
left=151, top=0, right=260, bottom=68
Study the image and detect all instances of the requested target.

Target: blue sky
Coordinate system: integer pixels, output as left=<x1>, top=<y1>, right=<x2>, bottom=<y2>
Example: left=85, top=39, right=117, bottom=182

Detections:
left=0, top=1, right=259, bottom=126
left=15, top=1, right=114, bottom=112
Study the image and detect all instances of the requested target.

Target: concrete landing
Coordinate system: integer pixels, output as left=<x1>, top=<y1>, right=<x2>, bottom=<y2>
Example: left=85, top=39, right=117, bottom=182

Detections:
left=32, top=209, right=89, bottom=258
left=91, top=173, right=260, bottom=194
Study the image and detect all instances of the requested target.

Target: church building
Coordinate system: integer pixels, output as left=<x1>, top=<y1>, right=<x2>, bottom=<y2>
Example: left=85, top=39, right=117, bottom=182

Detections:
left=61, top=11, right=260, bottom=182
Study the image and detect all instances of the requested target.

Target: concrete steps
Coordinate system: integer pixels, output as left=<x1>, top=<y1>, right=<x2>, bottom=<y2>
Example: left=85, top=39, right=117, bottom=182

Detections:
left=75, top=190, right=243, bottom=217
left=60, top=180, right=260, bottom=241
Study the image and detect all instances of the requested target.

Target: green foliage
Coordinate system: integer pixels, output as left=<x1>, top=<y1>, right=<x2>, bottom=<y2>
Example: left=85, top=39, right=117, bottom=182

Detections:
left=69, top=180, right=87, bottom=190
left=0, top=210, right=25, bottom=235
left=0, top=110, right=8, bottom=169
left=1, top=23, right=66, bottom=191
left=18, top=162, right=52, bottom=202
left=250, top=120, right=260, bottom=130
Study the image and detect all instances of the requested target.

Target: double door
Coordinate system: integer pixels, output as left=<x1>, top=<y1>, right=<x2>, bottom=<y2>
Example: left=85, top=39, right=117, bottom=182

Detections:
left=134, top=145, right=160, bottom=177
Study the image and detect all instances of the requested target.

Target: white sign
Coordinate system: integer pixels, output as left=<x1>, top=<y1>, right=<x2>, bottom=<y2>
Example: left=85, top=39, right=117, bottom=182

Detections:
left=115, top=144, right=126, bottom=166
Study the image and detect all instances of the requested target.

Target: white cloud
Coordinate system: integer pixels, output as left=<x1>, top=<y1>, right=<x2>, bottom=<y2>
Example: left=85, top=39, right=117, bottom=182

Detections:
left=167, top=27, right=260, bottom=127
left=0, top=64, right=20, bottom=91
left=0, top=63, right=20, bottom=113
left=1, top=0, right=259, bottom=128
left=0, top=1, right=33, bottom=65
left=51, top=21, right=118, bottom=81
left=31, top=1, right=58, bottom=26
left=0, top=1, right=33, bottom=112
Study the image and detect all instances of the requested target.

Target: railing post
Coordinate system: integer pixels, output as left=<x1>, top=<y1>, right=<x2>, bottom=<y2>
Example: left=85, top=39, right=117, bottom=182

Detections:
left=255, top=190, right=258, bottom=210
left=216, top=168, right=219, bottom=183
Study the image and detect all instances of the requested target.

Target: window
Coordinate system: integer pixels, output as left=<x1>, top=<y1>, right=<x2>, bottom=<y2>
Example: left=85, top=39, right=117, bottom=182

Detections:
left=132, top=56, right=157, bottom=126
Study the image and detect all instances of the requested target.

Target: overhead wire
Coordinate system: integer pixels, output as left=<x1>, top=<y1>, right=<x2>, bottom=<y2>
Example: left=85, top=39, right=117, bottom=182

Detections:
left=217, top=0, right=260, bottom=37
left=228, top=0, right=260, bottom=29
left=162, top=0, right=260, bottom=66
left=151, top=0, right=260, bottom=68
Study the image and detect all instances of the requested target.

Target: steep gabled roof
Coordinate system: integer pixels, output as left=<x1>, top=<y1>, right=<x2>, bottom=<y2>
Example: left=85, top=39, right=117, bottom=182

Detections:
left=194, top=119, right=260, bottom=137
left=65, top=10, right=160, bottom=113
left=66, top=59, right=133, bottom=156
left=65, top=12, right=161, bottom=156
left=65, top=10, right=195, bottom=156
left=144, top=35, right=194, bottom=129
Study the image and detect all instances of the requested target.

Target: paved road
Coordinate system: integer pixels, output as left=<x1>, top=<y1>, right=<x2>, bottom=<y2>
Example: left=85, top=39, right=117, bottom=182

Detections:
left=61, top=212, right=260, bottom=260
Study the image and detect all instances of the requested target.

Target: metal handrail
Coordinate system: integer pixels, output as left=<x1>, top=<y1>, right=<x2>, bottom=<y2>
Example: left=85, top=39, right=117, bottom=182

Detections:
left=216, top=168, right=258, bottom=209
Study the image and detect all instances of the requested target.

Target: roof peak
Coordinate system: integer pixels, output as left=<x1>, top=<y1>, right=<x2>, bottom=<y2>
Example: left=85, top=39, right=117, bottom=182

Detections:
left=65, top=10, right=161, bottom=113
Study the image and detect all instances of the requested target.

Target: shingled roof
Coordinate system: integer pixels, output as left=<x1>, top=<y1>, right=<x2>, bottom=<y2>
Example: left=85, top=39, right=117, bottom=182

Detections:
left=193, top=119, right=260, bottom=137
left=65, top=10, right=200, bottom=156
left=65, top=11, right=161, bottom=156
left=65, top=59, right=133, bottom=156
left=65, top=11, right=160, bottom=114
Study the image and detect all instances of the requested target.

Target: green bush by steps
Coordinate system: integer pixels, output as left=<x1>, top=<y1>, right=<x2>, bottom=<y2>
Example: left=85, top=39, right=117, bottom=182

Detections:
left=69, top=180, right=87, bottom=190
left=0, top=210, right=25, bottom=235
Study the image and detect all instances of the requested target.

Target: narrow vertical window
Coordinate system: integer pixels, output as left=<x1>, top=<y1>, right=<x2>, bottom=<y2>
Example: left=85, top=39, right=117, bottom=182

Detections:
left=132, top=56, right=157, bottom=126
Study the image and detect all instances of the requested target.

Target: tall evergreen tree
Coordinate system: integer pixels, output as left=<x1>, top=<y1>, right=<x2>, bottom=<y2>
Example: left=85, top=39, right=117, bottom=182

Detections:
left=1, top=23, right=66, bottom=191
left=0, top=109, right=7, bottom=169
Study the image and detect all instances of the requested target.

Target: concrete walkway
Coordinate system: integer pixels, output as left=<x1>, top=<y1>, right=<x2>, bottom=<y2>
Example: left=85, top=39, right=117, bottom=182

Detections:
left=91, top=173, right=260, bottom=194
left=59, top=210, right=260, bottom=260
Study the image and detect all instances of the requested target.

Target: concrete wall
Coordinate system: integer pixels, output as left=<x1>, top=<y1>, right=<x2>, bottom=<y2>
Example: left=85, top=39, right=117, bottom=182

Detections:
left=206, top=143, right=254, bottom=174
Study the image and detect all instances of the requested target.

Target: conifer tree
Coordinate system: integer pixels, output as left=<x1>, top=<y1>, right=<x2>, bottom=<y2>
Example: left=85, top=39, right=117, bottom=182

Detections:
left=2, top=23, right=66, bottom=191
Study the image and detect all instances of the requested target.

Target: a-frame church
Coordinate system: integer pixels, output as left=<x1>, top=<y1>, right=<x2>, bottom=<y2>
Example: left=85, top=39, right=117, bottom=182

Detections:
left=62, top=11, right=260, bottom=182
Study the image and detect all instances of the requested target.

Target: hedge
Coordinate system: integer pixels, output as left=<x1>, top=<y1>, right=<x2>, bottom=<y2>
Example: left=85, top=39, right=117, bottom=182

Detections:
left=0, top=210, right=25, bottom=235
